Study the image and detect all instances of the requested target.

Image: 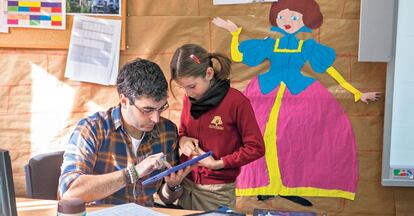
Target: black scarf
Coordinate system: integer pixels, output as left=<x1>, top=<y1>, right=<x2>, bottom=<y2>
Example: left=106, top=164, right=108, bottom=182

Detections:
left=190, top=79, right=230, bottom=119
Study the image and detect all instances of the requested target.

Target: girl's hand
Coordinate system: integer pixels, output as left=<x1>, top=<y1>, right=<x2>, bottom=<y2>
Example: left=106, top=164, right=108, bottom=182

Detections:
left=195, top=148, right=224, bottom=170
left=212, top=17, right=239, bottom=33
left=360, top=92, right=382, bottom=104
left=179, top=136, right=199, bottom=157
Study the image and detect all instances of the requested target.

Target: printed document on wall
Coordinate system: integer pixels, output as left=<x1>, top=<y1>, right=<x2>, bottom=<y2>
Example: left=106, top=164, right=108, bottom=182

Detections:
left=0, top=0, right=9, bottom=33
left=65, top=15, right=121, bottom=85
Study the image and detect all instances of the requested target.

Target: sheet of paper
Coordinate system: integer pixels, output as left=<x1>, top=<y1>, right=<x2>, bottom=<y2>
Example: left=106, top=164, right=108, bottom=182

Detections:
left=213, top=0, right=278, bottom=5
left=65, top=15, right=121, bottom=85
left=3, top=0, right=65, bottom=30
left=88, top=203, right=168, bottom=216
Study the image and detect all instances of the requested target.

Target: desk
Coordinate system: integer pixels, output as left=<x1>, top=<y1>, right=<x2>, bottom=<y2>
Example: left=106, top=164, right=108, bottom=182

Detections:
left=17, top=198, right=200, bottom=216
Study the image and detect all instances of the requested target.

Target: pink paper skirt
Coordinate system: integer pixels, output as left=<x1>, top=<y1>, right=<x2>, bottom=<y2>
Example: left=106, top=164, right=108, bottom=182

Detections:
left=236, top=77, right=358, bottom=198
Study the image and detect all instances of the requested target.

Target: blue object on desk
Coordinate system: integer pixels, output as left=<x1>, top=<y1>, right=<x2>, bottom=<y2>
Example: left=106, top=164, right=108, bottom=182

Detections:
left=142, top=151, right=213, bottom=186
left=218, top=206, right=232, bottom=212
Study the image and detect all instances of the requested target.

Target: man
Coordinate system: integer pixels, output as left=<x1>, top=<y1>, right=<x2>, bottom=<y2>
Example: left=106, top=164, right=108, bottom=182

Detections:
left=58, top=58, right=191, bottom=206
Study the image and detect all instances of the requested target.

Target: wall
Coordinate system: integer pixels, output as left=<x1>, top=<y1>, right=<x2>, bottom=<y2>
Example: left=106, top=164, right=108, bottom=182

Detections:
left=0, top=0, right=413, bottom=215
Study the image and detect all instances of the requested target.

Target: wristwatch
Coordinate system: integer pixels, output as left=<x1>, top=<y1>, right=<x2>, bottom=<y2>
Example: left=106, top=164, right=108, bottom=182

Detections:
left=167, top=184, right=182, bottom=192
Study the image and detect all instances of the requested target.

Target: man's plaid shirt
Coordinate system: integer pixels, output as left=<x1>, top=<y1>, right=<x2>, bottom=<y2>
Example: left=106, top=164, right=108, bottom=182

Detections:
left=58, top=105, right=179, bottom=206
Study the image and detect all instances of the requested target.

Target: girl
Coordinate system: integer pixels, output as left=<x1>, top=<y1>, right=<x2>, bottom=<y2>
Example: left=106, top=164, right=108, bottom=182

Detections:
left=170, top=44, right=265, bottom=211
left=213, top=0, right=380, bottom=201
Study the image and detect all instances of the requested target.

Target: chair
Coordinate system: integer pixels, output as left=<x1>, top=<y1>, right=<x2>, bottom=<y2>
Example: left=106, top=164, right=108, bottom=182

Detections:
left=24, top=151, right=64, bottom=200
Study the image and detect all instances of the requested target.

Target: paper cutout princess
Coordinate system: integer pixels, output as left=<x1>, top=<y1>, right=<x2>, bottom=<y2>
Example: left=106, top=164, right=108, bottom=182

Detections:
left=213, top=0, right=380, bottom=200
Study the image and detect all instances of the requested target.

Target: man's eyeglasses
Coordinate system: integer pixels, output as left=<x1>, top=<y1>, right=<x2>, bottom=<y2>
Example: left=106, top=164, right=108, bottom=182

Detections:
left=132, top=102, right=169, bottom=116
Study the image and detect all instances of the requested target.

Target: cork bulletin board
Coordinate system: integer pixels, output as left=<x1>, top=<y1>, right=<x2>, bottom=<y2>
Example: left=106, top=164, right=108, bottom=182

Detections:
left=0, top=0, right=126, bottom=50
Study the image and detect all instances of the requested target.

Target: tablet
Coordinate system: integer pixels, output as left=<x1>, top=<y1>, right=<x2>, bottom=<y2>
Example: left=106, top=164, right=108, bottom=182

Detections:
left=142, top=151, right=213, bottom=186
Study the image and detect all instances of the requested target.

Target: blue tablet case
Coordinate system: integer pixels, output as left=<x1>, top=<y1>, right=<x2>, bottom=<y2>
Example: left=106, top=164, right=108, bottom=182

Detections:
left=142, top=151, right=213, bottom=186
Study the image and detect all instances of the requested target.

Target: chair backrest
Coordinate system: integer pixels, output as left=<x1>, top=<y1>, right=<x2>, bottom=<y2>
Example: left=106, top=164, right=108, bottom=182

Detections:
left=24, top=151, right=64, bottom=200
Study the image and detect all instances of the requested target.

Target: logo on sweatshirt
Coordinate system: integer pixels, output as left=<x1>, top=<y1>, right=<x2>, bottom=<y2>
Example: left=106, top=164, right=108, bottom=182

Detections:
left=209, top=116, right=224, bottom=130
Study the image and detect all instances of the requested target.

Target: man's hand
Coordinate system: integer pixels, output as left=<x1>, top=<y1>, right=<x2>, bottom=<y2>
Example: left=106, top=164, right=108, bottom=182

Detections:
left=179, top=136, right=200, bottom=157
left=158, top=161, right=192, bottom=204
left=164, top=164, right=193, bottom=188
left=134, top=152, right=168, bottom=178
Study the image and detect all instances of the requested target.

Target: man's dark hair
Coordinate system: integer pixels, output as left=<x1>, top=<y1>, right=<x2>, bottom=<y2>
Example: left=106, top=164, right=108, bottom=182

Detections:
left=116, top=58, right=168, bottom=103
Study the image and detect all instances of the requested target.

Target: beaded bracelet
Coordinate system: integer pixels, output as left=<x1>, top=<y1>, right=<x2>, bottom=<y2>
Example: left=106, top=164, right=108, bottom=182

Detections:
left=125, top=166, right=140, bottom=185
left=124, top=166, right=139, bottom=198
left=124, top=168, right=132, bottom=185
left=128, top=167, right=135, bottom=184
left=133, top=166, right=140, bottom=180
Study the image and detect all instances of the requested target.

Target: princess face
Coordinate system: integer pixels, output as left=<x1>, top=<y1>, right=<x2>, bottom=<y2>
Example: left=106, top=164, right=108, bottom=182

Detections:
left=276, top=8, right=305, bottom=34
